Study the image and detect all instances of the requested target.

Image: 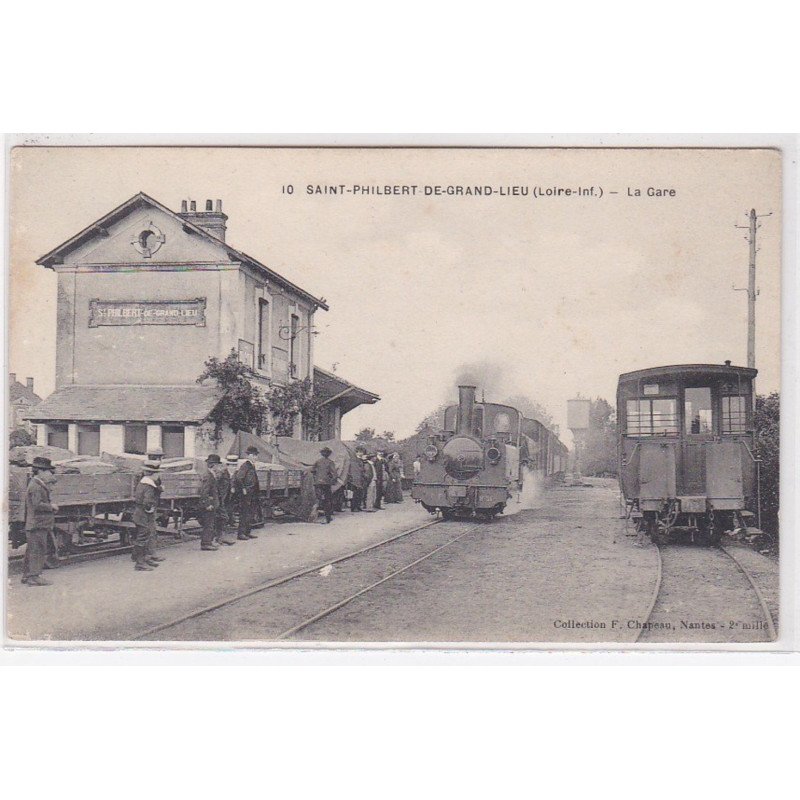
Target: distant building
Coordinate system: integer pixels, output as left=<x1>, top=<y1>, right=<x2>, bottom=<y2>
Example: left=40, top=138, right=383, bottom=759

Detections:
left=9, top=374, right=41, bottom=435
left=26, top=192, right=377, bottom=456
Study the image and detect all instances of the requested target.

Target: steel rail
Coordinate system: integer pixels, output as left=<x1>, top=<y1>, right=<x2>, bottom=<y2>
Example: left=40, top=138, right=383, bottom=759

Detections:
left=718, top=544, right=778, bottom=642
left=133, top=518, right=444, bottom=641
left=275, top=525, right=480, bottom=640
left=635, top=541, right=663, bottom=643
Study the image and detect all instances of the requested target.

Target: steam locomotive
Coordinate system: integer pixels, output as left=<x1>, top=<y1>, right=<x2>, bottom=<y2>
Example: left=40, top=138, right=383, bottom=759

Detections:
left=412, top=385, right=568, bottom=519
left=617, top=363, right=760, bottom=544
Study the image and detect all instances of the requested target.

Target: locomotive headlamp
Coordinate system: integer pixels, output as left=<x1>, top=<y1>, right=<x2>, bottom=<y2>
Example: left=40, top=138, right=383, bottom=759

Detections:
left=424, top=444, right=439, bottom=462
left=486, top=446, right=502, bottom=465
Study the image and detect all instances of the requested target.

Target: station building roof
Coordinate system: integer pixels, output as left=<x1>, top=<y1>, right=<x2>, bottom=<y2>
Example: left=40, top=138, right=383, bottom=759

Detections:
left=36, top=191, right=329, bottom=312
left=25, top=384, right=223, bottom=424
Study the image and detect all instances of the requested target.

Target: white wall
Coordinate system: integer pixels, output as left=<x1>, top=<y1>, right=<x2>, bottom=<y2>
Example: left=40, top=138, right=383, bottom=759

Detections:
left=99, top=424, right=125, bottom=454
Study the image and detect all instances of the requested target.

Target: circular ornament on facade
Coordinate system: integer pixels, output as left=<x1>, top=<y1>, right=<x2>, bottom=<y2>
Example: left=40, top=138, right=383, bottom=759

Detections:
left=131, top=222, right=166, bottom=258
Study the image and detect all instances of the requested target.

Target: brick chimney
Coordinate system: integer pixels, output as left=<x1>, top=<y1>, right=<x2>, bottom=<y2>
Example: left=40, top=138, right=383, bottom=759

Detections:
left=26, top=377, right=34, bottom=391
left=10, top=372, right=16, bottom=385
left=178, top=198, right=228, bottom=242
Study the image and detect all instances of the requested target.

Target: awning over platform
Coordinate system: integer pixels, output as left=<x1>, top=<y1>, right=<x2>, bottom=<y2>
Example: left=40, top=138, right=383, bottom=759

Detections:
left=313, top=367, right=380, bottom=415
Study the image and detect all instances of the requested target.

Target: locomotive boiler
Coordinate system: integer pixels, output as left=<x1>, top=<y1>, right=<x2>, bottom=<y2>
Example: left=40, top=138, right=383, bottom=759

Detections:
left=412, top=385, right=567, bottom=519
left=617, top=363, right=760, bottom=544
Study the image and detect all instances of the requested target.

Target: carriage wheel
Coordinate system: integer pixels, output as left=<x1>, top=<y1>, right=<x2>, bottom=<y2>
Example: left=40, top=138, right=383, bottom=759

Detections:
left=645, top=512, right=663, bottom=545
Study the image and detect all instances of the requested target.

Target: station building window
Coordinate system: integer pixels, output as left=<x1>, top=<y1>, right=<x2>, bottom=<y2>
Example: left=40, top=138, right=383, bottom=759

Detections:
left=722, top=395, right=747, bottom=434
left=77, top=424, right=100, bottom=456
left=684, top=387, right=713, bottom=434
left=626, top=398, right=678, bottom=435
left=124, top=423, right=148, bottom=455
left=162, top=425, right=185, bottom=458
left=47, top=423, right=69, bottom=449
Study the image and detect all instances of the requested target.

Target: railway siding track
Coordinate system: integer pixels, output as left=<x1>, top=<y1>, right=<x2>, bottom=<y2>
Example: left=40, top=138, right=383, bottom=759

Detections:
left=136, top=518, right=480, bottom=641
left=637, top=541, right=778, bottom=644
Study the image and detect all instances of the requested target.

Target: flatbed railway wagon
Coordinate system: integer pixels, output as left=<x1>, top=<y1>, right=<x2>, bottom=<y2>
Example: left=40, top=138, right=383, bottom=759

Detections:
left=8, top=461, right=306, bottom=559
left=412, top=385, right=567, bottom=519
left=617, top=362, right=760, bottom=544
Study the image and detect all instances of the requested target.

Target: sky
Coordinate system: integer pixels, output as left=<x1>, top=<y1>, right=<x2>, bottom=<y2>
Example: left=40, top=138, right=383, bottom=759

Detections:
left=9, top=147, right=782, bottom=442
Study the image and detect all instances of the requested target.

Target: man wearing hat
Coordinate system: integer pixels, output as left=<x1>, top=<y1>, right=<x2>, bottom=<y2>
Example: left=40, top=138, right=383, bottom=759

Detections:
left=22, top=456, right=59, bottom=586
left=132, top=460, right=162, bottom=571
left=207, top=454, right=235, bottom=546
left=198, top=455, right=221, bottom=551
left=373, top=450, right=387, bottom=510
left=312, top=447, right=339, bottom=524
left=232, top=446, right=260, bottom=540
left=348, top=447, right=365, bottom=512
left=132, top=447, right=165, bottom=564
left=222, top=455, right=240, bottom=539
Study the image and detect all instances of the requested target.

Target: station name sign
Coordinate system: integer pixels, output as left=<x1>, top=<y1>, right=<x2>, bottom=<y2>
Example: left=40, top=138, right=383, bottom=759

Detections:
left=89, top=299, right=206, bottom=327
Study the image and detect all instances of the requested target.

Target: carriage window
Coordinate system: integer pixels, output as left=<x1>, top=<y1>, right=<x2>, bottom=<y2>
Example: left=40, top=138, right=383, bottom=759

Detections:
left=685, top=387, right=713, bottom=434
left=722, top=395, right=747, bottom=433
left=494, top=412, right=511, bottom=434
left=626, top=398, right=678, bottom=435
left=472, top=407, right=484, bottom=438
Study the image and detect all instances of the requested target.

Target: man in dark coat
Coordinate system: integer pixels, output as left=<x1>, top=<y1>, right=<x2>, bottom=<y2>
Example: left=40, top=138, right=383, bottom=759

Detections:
left=348, top=449, right=365, bottom=512
left=197, top=455, right=221, bottom=551
left=209, top=454, right=235, bottom=546
left=22, top=456, right=58, bottom=586
left=232, top=446, right=260, bottom=540
left=373, top=451, right=387, bottom=510
left=360, top=450, right=372, bottom=510
left=132, top=460, right=161, bottom=571
left=312, top=447, right=339, bottom=523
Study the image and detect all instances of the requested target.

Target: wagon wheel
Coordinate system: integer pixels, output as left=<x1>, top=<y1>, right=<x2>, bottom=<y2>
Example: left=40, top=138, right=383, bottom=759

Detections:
left=646, top=512, right=664, bottom=545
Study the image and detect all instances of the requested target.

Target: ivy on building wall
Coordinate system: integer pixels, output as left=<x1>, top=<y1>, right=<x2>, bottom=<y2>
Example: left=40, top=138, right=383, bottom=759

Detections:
left=197, top=350, right=270, bottom=441
left=198, top=350, right=324, bottom=442
left=268, top=377, right=324, bottom=439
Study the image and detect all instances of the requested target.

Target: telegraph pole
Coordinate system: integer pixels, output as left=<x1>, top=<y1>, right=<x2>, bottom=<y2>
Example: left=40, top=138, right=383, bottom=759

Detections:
left=734, top=208, right=770, bottom=369
left=747, top=209, right=757, bottom=369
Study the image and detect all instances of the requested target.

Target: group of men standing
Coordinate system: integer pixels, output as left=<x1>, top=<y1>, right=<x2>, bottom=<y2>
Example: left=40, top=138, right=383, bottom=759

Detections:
left=347, top=447, right=391, bottom=513
left=310, top=446, right=393, bottom=525
left=19, top=443, right=405, bottom=584
left=130, top=445, right=262, bottom=572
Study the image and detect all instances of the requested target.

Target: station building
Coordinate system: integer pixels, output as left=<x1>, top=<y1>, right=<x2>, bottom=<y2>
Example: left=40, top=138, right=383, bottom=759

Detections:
left=26, top=192, right=378, bottom=457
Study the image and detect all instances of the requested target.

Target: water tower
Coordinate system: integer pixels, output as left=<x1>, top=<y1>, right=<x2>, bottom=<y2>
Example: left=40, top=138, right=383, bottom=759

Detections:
left=567, top=398, right=591, bottom=480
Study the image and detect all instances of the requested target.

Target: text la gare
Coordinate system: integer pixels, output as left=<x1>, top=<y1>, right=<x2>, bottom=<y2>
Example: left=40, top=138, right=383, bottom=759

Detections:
left=627, top=186, right=677, bottom=197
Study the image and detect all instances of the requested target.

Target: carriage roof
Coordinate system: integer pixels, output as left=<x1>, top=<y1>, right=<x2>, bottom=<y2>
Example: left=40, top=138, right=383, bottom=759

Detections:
left=617, top=363, right=757, bottom=387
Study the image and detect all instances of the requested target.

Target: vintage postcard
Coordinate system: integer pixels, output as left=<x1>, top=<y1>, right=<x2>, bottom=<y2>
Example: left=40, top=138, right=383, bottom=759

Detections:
left=4, top=143, right=787, bottom=649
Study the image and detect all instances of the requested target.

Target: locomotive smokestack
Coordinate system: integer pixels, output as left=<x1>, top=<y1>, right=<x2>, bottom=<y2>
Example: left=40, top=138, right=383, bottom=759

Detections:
left=457, top=385, right=476, bottom=435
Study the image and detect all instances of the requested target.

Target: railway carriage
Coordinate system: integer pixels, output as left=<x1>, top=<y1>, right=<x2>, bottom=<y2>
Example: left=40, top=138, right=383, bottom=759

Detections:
left=412, top=385, right=567, bottom=519
left=617, top=362, right=759, bottom=544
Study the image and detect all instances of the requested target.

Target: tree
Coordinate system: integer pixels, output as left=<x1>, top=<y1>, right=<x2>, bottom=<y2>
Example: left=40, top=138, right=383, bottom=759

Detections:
left=355, top=427, right=375, bottom=441
left=197, top=350, right=269, bottom=441
left=754, top=392, right=779, bottom=537
left=415, top=404, right=449, bottom=433
left=580, top=397, right=617, bottom=477
left=9, top=428, right=34, bottom=449
left=380, top=431, right=396, bottom=442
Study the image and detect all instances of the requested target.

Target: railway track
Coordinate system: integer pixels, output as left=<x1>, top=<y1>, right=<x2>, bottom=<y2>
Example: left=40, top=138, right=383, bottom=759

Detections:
left=7, top=526, right=201, bottom=572
left=636, top=540, right=777, bottom=644
left=135, top=518, right=481, bottom=641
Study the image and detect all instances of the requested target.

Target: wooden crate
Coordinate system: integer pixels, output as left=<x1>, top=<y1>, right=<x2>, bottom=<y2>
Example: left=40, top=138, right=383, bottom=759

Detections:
left=161, top=471, right=203, bottom=498
left=50, top=472, right=136, bottom=506
left=287, top=469, right=304, bottom=488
